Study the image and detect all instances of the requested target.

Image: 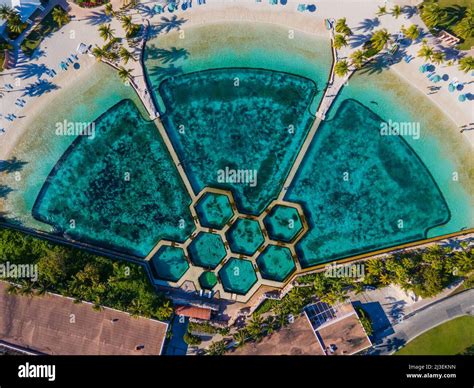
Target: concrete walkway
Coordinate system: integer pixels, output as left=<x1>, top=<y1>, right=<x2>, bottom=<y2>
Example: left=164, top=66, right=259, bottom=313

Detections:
left=370, top=289, right=474, bottom=355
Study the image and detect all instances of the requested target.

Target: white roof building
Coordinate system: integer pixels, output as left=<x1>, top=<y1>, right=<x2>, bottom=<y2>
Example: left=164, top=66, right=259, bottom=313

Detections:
left=0, top=0, right=42, bottom=34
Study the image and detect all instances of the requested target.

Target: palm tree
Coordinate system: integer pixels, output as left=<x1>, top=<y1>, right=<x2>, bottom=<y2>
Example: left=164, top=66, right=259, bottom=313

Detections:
left=350, top=49, right=365, bottom=69
left=333, top=34, right=348, bottom=49
left=233, top=329, right=247, bottom=348
left=334, top=59, right=350, bottom=77
left=98, top=24, right=115, bottom=41
left=52, top=7, right=70, bottom=28
left=104, top=3, right=114, bottom=17
left=117, top=66, right=132, bottom=83
left=119, top=47, right=135, bottom=64
left=206, top=340, right=226, bottom=355
left=417, top=44, right=434, bottom=62
left=431, top=51, right=445, bottom=65
left=247, top=315, right=264, bottom=339
left=453, top=8, right=474, bottom=40
left=392, top=5, right=402, bottom=19
left=421, top=3, right=447, bottom=29
left=7, top=283, right=19, bottom=295
left=377, top=5, right=387, bottom=16
left=458, top=56, right=474, bottom=73
left=121, top=15, right=133, bottom=33
left=335, top=17, right=352, bottom=36
left=403, top=24, right=421, bottom=41
left=7, top=12, right=24, bottom=34
left=91, top=45, right=107, bottom=60
left=0, top=4, right=13, bottom=20
left=370, top=28, right=391, bottom=51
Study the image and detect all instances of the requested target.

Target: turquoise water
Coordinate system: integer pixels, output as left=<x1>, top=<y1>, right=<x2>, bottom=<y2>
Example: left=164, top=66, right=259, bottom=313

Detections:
left=158, top=68, right=317, bottom=214
left=33, top=100, right=195, bottom=257
left=264, top=205, right=304, bottom=242
left=195, top=192, right=234, bottom=229
left=151, top=246, right=189, bottom=282
left=286, top=99, right=450, bottom=267
left=219, top=258, right=258, bottom=295
left=188, top=232, right=226, bottom=269
left=256, top=245, right=295, bottom=282
left=226, top=218, right=265, bottom=256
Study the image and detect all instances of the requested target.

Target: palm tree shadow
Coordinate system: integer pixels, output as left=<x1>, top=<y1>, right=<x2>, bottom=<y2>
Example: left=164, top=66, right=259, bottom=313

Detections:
left=0, top=185, right=13, bottom=199
left=444, top=5, right=467, bottom=26
left=154, top=15, right=187, bottom=35
left=136, top=4, right=155, bottom=18
left=148, top=64, right=183, bottom=82
left=356, top=18, right=380, bottom=33
left=0, top=212, right=24, bottom=227
left=146, top=45, right=189, bottom=64
left=350, top=34, right=371, bottom=48
left=22, top=79, right=60, bottom=97
left=402, top=5, right=418, bottom=19
left=14, top=63, right=50, bottom=80
left=85, top=11, right=112, bottom=26
left=0, top=157, right=28, bottom=173
left=359, top=54, right=392, bottom=75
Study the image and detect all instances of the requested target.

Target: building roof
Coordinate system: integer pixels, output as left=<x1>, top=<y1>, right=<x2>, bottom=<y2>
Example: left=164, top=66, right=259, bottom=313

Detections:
left=175, top=305, right=212, bottom=320
left=229, top=316, right=325, bottom=355
left=0, top=282, right=169, bottom=355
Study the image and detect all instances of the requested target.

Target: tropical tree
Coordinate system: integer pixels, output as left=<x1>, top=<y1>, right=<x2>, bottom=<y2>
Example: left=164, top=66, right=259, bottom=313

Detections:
left=335, top=17, right=352, bottom=36
left=0, top=4, right=13, bottom=20
left=350, top=49, right=365, bottom=69
left=417, top=44, right=434, bottom=62
left=6, top=283, right=19, bottom=295
left=206, top=340, right=226, bottom=355
left=421, top=2, right=447, bottom=29
left=91, top=45, right=107, bottom=60
left=458, top=56, right=474, bottom=72
left=246, top=315, right=264, bottom=339
left=52, top=7, right=70, bottom=28
left=119, top=47, right=135, bottom=64
left=377, top=5, right=387, bottom=16
left=117, top=66, right=132, bottom=83
left=6, top=12, right=24, bottom=34
left=431, top=51, right=445, bottom=65
left=98, top=24, right=115, bottom=41
left=453, top=8, right=474, bottom=40
left=402, top=24, right=421, bottom=41
left=392, top=5, right=402, bottom=19
left=334, top=60, right=350, bottom=77
left=233, top=329, right=248, bottom=348
left=370, top=28, right=391, bottom=51
left=333, top=34, right=348, bottom=49
left=104, top=3, right=114, bottom=17
left=121, top=15, right=133, bottom=33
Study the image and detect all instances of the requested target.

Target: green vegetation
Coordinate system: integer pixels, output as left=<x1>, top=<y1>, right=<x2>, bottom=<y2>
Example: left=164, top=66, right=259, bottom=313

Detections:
left=396, top=316, right=474, bottom=355
left=355, top=306, right=373, bottom=336
left=335, top=18, right=352, bottom=36
left=0, top=5, right=28, bottom=40
left=402, top=24, right=421, bottom=41
left=0, top=227, right=173, bottom=321
left=334, top=59, right=350, bottom=77
left=183, top=332, right=202, bottom=346
left=458, top=55, right=474, bottom=72
left=350, top=49, right=366, bottom=69
left=188, top=321, right=229, bottom=336
left=420, top=0, right=474, bottom=50
left=0, top=37, right=13, bottom=72
left=333, top=34, right=348, bottom=49
left=369, top=28, right=392, bottom=52
left=21, top=6, right=69, bottom=57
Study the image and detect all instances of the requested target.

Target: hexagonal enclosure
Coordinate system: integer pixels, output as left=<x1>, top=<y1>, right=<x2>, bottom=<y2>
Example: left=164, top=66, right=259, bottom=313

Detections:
left=188, top=232, right=226, bottom=269
left=199, top=271, right=218, bottom=290
left=219, top=258, right=258, bottom=295
left=226, top=218, right=264, bottom=256
left=195, top=192, right=234, bottom=229
left=150, top=246, right=189, bottom=282
left=263, top=205, right=303, bottom=242
left=256, top=245, right=296, bottom=282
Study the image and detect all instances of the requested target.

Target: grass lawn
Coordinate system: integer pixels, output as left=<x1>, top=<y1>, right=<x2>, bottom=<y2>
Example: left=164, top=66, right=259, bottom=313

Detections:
left=21, top=6, right=68, bottom=57
left=396, top=316, right=474, bottom=355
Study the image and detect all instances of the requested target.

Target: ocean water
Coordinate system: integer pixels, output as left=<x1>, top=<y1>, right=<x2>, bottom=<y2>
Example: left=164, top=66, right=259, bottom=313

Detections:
left=2, top=63, right=148, bottom=231
left=286, top=99, right=451, bottom=267
left=159, top=68, right=317, bottom=214
left=33, top=100, right=195, bottom=257
left=219, top=257, right=258, bottom=295
left=256, top=245, right=295, bottom=282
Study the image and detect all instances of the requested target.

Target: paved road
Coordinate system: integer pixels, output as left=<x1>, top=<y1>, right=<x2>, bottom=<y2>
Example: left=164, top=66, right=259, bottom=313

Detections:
left=370, top=289, right=474, bottom=355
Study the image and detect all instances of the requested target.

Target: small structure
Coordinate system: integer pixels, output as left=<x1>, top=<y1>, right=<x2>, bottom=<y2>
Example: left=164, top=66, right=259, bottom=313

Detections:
left=437, top=30, right=460, bottom=47
left=175, top=305, right=212, bottom=321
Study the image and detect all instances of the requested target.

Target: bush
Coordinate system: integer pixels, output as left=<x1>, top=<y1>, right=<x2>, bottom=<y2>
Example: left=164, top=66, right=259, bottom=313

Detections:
left=183, top=332, right=202, bottom=346
left=355, top=306, right=373, bottom=337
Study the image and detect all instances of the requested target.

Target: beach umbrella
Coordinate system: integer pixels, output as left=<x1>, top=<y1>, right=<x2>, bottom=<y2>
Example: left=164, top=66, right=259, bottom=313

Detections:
left=419, top=64, right=427, bottom=73
left=456, top=83, right=464, bottom=91
left=307, top=4, right=316, bottom=12
left=432, top=75, right=441, bottom=83
left=442, top=74, right=449, bottom=81
left=280, top=0, right=288, bottom=4
left=458, top=94, right=466, bottom=102
left=448, top=83, right=455, bottom=92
